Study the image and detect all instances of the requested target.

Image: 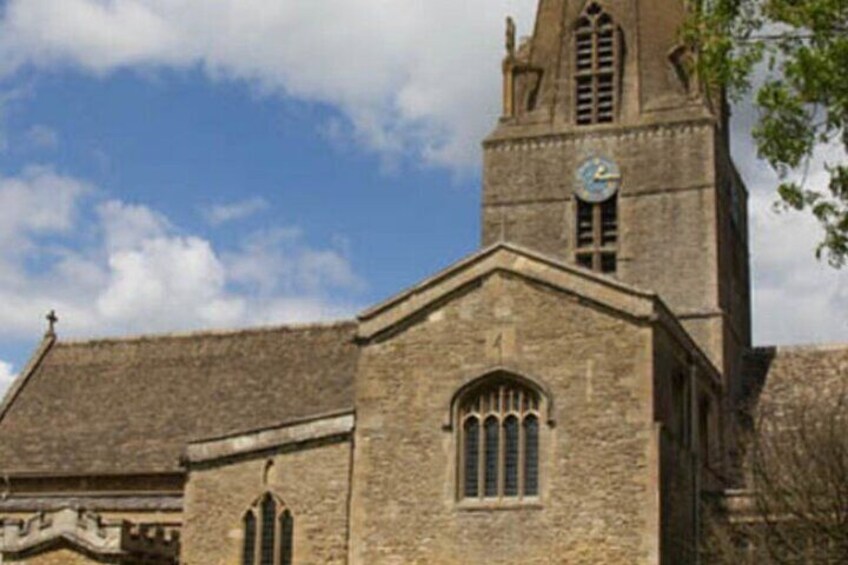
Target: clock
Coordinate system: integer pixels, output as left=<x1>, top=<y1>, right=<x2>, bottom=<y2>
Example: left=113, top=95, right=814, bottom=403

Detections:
left=575, top=156, right=621, bottom=203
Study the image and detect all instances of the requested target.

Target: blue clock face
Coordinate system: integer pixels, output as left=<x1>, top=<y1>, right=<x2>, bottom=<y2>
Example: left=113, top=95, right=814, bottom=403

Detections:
left=575, top=157, right=621, bottom=203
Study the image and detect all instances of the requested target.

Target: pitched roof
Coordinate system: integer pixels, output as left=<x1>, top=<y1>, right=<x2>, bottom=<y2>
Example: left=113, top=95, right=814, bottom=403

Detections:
left=357, top=243, right=722, bottom=385
left=358, top=242, right=659, bottom=340
left=0, top=322, right=358, bottom=475
left=743, top=343, right=848, bottom=414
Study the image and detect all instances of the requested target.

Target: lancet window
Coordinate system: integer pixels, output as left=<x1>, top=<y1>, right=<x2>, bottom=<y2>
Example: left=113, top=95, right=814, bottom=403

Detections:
left=458, top=377, right=542, bottom=502
left=242, top=493, right=293, bottom=565
left=575, top=3, right=621, bottom=125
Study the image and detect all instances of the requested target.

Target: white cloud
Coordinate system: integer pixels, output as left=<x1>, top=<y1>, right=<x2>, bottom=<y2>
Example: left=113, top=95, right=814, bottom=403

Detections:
left=0, top=1, right=841, bottom=351
left=24, top=124, right=59, bottom=150
left=0, top=166, right=89, bottom=240
left=749, top=190, right=848, bottom=345
left=0, top=0, right=538, bottom=170
left=0, top=168, right=364, bottom=341
left=225, top=228, right=363, bottom=295
left=97, top=199, right=169, bottom=251
left=732, top=104, right=848, bottom=346
left=96, top=236, right=242, bottom=328
left=202, top=196, right=268, bottom=226
left=0, top=166, right=90, bottom=284
left=0, top=360, right=16, bottom=397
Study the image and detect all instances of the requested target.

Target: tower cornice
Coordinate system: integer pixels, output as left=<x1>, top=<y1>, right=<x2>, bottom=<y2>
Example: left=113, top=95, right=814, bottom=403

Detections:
left=483, top=115, right=718, bottom=152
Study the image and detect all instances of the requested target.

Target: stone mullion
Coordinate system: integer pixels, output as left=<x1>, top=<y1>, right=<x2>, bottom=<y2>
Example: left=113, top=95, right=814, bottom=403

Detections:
left=592, top=202, right=603, bottom=270
left=612, top=27, right=620, bottom=120
left=477, top=413, right=485, bottom=500
left=273, top=508, right=284, bottom=565
left=591, top=23, right=599, bottom=125
left=497, top=385, right=505, bottom=499
left=253, top=509, right=262, bottom=565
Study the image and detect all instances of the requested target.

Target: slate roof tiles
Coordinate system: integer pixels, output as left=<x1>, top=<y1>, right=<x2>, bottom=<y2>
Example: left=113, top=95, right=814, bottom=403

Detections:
left=0, top=321, right=359, bottom=475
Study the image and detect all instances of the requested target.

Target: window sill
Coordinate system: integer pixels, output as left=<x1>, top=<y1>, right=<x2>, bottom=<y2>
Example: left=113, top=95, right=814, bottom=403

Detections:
left=455, top=498, right=543, bottom=512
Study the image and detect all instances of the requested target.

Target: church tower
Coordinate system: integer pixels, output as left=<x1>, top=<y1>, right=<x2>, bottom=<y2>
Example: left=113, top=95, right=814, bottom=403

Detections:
left=482, top=0, right=751, bottom=397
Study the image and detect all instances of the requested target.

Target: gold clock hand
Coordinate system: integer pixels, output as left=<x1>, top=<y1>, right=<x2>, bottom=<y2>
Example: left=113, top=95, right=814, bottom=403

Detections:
left=595, top=172, right=621, bottom=181
left=593, top=167, right=621, bottom=182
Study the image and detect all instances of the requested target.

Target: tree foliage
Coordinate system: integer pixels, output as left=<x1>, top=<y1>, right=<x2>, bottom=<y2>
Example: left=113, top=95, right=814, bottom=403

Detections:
left=682, top=0, right=848, bottom=267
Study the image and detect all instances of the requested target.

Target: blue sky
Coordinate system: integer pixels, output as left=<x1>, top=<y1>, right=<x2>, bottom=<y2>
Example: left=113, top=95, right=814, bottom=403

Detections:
left=0, top=0, right=844, bottom=391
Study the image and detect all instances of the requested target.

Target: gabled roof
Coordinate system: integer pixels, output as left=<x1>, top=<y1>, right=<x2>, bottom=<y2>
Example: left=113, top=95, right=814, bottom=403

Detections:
left=358, top=242, right=722, bottom=384
left=0, top=322, right=359, bottom=476
left=362, top=243, right=654, bottom=333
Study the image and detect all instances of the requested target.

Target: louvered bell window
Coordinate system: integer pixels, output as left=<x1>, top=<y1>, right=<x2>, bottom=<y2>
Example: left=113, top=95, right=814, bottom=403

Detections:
left=459, top=378, right=543, bottom=502
left=575, top=4, right=620, bottom=125
left=242, top=494, right=294, bottom=565
left=576, top=196, right=618, bottom=274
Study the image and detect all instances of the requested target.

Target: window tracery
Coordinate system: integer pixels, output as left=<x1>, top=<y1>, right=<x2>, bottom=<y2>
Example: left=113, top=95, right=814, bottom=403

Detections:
left=242, top=493, right=293, bottom=565
left=575, top=3, right=621, bottom=125
left=458, top=377, right=542, bottom=502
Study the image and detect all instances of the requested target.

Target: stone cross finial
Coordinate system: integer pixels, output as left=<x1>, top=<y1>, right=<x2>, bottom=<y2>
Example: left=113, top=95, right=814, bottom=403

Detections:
left=45, top=310, right=58, bottom=337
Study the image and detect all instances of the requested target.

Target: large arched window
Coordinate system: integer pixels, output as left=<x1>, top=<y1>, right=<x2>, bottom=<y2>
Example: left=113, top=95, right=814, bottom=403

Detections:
left=458, top=376, right=543, bottom=501
left=575, top=3, right=621, bottom=125
left=242, top=493, right=293, bottom=565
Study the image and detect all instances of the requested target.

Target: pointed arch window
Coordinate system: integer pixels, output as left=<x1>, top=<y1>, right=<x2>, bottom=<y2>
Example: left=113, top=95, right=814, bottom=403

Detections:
left=242, top=493, right=294, bottom=565
left=575, top=3, right=621, bottom=125
left=457, top=376, right=544, bottom=502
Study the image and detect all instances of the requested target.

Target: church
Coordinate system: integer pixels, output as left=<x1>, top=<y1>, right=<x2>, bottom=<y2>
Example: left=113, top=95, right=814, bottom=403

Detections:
left=0, top=1, right=845, bottom=563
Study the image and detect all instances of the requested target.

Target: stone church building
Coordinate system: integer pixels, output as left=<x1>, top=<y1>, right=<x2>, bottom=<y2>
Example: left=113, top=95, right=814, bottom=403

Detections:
left=0, top=1, right=845, bottom=563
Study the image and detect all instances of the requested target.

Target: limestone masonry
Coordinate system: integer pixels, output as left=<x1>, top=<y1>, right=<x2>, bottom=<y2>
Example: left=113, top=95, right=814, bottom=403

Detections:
left=0, top=1, right=844, bottom=564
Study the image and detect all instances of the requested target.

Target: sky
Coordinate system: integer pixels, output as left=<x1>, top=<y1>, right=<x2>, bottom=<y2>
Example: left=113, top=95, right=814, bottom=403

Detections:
left=0, top=0, right=844, bottom=394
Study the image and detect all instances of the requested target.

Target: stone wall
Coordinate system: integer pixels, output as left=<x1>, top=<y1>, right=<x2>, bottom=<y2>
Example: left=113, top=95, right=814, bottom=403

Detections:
left=349, top=271, right=659, bottom=564
left=652, top=327, right=724, bottom=563
left=181, top=438, right=352, bottom=565
left=482, top=122, right=730, bottom=372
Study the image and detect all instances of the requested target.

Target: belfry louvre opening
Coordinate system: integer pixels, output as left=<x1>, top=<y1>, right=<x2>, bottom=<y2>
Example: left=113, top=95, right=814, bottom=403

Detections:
left=575, top=3, right=620, bottom=125
left=576, top=195, right=618, bottom=274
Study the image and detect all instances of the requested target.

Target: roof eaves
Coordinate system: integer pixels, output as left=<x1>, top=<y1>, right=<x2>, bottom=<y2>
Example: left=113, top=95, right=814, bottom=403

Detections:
left=184, top=410, right=355, bottom=465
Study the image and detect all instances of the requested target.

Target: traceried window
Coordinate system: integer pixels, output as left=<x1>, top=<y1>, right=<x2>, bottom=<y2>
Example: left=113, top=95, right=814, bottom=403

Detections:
left=575, top=3, right=621, bottom=125
left=242, top=493, right=293, bottom=565
left=575, top=195, right=618, bottom=273
left=458, top=377, right=542, bottom=502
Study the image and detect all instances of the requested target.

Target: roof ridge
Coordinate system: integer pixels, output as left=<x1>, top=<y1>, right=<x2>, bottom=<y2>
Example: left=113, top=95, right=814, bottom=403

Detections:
left=753, top=342, right=848, bottom=354
left=55, top=319, right=358, bottom=347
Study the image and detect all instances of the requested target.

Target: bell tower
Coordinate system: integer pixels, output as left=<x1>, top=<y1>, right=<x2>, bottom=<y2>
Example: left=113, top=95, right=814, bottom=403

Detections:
left=481, top=0, right=751, bottom=395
